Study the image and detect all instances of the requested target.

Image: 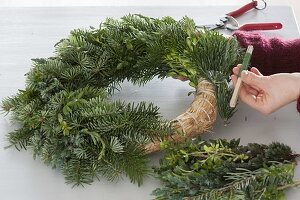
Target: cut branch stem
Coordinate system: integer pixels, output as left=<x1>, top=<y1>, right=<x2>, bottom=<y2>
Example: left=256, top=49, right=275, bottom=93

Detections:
left=278, top=180, right=300, bottom=191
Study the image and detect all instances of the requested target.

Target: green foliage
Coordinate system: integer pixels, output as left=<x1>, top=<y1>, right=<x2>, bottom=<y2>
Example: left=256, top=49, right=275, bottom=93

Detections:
left=4, top=86, right=170, bottom=186
left=165, top=30, right=243, bottom=122
left=2, top=14, right=243, bottom=186
left=153, top=138, right=298, bottom=200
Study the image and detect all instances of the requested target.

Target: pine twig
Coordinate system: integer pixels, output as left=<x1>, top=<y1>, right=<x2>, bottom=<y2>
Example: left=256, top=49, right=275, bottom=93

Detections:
left=278, top=180, right=300, bottom=191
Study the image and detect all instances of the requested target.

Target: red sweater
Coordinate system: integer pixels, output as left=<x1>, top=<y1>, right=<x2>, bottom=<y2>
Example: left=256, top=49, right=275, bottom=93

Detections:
left=234, top=31, right=300, bottom=113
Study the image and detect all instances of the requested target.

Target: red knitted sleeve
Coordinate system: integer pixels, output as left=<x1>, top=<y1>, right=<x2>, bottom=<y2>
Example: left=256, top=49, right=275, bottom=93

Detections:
left=233, top=31, right=300, bottom=75
left=233, top=31, right=300, bottom=113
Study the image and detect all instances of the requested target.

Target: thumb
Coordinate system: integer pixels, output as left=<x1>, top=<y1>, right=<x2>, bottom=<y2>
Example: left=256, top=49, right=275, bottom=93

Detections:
left=241, top=70, right=264, bottom=87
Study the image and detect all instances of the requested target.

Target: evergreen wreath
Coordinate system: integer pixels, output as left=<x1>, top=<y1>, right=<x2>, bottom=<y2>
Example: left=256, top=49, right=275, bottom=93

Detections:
left=2, top=14, right=271, bottom=187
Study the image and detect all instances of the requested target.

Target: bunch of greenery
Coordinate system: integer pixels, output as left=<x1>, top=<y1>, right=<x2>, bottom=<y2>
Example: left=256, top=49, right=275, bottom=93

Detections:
left=2, top=14, right=242, bottom=186
left=153, top=138, right=299, bottom=200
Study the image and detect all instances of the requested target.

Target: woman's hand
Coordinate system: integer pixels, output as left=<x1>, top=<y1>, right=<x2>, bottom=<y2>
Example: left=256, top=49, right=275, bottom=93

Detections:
left=231, top=65, right=300, bottom=115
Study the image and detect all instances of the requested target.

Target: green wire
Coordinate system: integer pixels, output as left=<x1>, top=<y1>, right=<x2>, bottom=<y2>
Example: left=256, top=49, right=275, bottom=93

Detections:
left=238, top=45, right=253, bottom=77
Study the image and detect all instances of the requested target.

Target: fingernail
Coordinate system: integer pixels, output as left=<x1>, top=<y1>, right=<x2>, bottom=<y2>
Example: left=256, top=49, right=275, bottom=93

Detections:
left=241, top=70, right=248, bottom=77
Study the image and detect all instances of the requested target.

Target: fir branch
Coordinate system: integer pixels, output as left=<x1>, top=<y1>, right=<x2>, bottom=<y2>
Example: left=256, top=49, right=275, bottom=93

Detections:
left=187, top=162, right=295, bottom=200
left=153, top=138, right=298, bottom=200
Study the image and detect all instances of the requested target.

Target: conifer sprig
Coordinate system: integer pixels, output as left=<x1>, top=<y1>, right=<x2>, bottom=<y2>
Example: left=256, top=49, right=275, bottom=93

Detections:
left=153, top=138, right=298, bottom=200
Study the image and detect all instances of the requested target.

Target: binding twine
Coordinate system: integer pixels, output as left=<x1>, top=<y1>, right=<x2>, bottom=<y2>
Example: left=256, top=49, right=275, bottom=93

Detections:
left=145, top=78, right=217, bottom=153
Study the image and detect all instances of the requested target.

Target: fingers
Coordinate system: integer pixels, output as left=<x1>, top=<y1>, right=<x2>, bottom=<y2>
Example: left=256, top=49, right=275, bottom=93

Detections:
left=238, top=88, right=262, bottom=110
left=241, top=70, right=264, bottom=88
left=250, top=67, right=263, bottom=76
left=232, top=64, right=242, bottom=75
left=232, top=65, right=263, bottom=76
left=231, top=64, right=263, bottom=96
left=231, top=65, right=269, bottom=114
left=231, top=74, right=259, bottom=96
left=243, top=84, right=259, bottom=96
left=239, top=88, right=268, bottom=115
left=230, top=74, right=237, bottom=86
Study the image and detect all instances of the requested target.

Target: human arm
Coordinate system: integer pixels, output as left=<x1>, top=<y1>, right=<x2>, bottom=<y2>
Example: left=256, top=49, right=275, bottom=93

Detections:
left=231, top=65, right=300, bottom=115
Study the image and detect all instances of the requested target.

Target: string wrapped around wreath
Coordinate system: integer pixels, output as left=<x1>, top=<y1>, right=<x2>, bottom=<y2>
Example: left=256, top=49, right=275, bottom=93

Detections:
left=145, top=78, right=218, bottom=153
left=2, top=14, right=243, bottom=186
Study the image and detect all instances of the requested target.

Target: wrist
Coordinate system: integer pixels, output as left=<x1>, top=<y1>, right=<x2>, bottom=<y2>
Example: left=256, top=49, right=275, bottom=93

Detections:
left=290, top=73, right=300, bottom=101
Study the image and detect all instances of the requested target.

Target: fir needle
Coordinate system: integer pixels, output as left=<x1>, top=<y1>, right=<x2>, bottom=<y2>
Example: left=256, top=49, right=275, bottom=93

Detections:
left=229, top=45, right=253, bottom=108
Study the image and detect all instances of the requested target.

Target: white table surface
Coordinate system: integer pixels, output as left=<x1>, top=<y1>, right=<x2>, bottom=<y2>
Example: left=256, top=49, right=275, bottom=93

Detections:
left=0, top=6, right=299, bottom=200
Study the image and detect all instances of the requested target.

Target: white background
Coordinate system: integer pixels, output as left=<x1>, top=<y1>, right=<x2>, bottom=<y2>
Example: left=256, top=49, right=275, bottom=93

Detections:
left=0, top=1, right=300, bottom=200
left=1, top=0, right=300, bottom=29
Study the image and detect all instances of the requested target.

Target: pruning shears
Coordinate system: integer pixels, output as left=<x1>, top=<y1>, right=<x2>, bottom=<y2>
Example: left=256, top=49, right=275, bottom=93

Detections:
left=197, top=0, right=282, bottom=31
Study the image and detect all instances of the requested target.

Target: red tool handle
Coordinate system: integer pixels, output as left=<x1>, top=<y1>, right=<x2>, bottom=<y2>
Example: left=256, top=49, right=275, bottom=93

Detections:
left=226, top=1, right=258, bottom=18
left=238, top=23, right=283, bottom=31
